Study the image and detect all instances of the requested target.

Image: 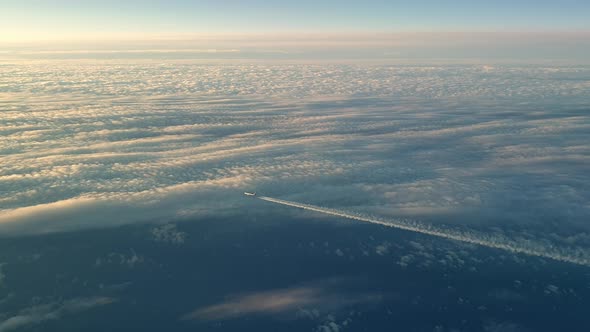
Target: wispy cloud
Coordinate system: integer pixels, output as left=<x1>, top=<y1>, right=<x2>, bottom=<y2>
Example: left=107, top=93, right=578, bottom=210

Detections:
left=0, top=297, right=116, bottom=332
left=182, top=279, right=381, bottom=321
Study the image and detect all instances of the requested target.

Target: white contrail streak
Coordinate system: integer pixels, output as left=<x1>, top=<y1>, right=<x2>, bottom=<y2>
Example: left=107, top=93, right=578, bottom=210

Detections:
left=257, top=196, right=590, bottom=267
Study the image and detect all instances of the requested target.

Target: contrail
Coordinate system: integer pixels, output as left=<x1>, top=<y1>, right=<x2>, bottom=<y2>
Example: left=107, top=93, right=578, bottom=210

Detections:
left=257, top=196, right=590, bottom=267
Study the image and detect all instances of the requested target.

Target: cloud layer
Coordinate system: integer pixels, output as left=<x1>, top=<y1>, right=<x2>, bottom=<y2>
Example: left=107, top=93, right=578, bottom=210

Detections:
left=0, top=63, right=588, bottom=254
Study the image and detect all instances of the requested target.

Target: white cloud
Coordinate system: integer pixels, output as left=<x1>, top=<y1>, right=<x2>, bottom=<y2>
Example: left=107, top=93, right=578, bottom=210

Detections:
left=398, top=255, right=415, bottom=268
left=375, top=242, right=390, bottom=256
left=151, top=224, right=187, bottom=245
left=544, top=284, right=561, bottom=296
left=95, top=250, right=144, bottom=268
left=0, top=62, right=588, bottom=262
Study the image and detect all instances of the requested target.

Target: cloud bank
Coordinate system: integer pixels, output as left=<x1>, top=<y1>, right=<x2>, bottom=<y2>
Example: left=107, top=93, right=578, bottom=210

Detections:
left=0, top=63, right=588, bottom=259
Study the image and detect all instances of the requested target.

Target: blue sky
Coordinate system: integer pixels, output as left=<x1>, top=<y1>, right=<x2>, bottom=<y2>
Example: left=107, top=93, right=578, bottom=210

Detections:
left=1, top=0, right=589, bottom=61
left=2, top=0, right=589, bottom=42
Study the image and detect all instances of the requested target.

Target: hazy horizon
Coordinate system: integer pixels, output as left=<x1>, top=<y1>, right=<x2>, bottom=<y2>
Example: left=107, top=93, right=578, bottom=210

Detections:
left=2, top=1, right=590, bottom=63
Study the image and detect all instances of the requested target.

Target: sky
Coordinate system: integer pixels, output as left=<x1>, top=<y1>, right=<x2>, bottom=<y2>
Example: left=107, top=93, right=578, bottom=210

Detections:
left=1, top=0, right=589, bottom=42
left=1, top=1, right=589, bottom=62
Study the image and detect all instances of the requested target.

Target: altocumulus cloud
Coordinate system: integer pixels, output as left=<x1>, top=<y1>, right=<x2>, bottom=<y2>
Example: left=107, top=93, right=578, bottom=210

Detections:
left=0, top=62, right=589, bottom=256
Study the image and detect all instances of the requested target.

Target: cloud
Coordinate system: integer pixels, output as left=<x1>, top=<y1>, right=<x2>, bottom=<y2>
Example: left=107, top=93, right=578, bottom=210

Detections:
left=183, top=279, right=381, bottom=321
left=185, top=287, right=321, bottom=320
left=151, top=224, right=187, bottom=245
left=95, top=250, right=144, bottom=269
left=0, top=297, right=116, bottom=332
left=0, top=178, right=251, bottom=235
left=375, top=242, right=391, bottom=256
left=0, top=62, right=588, bottom=264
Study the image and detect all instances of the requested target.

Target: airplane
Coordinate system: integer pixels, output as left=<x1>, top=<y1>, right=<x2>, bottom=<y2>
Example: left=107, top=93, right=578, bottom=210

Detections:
left=244, top=192, right=256, bottom=196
